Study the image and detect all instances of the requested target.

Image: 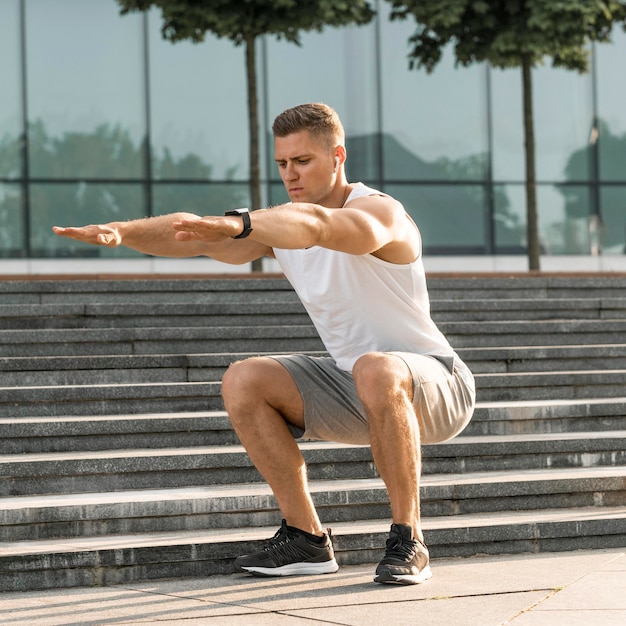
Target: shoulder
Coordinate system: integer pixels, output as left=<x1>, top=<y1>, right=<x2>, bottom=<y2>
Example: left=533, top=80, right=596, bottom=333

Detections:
left=345, top=184, right=405, bottom=223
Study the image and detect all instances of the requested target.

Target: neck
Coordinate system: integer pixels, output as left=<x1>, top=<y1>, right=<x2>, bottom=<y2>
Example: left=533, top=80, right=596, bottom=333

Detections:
left=338, top=182, right=352, bottom=208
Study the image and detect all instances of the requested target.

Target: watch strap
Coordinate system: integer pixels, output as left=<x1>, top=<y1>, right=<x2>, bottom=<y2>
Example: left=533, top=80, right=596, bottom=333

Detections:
left=224, top=208, right=252, bottom=239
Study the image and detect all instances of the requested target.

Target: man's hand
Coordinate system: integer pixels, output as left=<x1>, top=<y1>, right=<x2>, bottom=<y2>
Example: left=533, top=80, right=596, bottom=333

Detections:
left=172, top=216, right=242, bottom=243
left=52, top=224, right=122, bottom=247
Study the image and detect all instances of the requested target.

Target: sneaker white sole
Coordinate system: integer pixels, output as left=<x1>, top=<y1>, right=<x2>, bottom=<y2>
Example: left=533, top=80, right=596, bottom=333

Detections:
left=241, top=559, right=339, bottom=577
left=374, top=564, right=433, bottom=585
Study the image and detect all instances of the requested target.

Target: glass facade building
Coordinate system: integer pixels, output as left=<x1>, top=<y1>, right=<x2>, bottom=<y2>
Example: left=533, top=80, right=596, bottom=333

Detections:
left=1, top=0, right=625, bottom=267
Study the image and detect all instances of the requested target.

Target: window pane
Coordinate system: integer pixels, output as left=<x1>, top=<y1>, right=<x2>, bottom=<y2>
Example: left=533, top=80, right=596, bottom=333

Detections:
left=149, top=9, right=248, bottom=181
left=380, top=5, right=488, bottom=182
left=596, top=29, right=626, bottom=181
left=30, top=183, right=145, bottom=257
left=492, top=65, right=593, bottom=183
left=25, top=0, right=145, bottom=178
left=386, top=184, right=488, bottom=253
left=0, top=183, right=24, bottom=257
left=491, top=69, right=524, bottom=182
left=493, top=184, right=526, bottom=253
left=152, top=183, right=248, bottom=217
left=544, top=184, right=593, bottom=254
left=532, top=66, right=593, bottom=183
left=0, top=0, right=21, bottom=179
left=264, top=22, right=378, bottom=184
left=600, top=186, right=626, bottom=254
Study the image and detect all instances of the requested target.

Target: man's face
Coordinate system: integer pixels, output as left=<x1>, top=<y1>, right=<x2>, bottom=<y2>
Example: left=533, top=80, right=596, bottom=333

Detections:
left=274, top=130, right=336, bottom=205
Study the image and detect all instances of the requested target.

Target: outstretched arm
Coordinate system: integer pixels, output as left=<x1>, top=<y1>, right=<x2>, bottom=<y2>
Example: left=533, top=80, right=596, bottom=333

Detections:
left=53, top=212, right=272, bottom=265
left=174, top=195, right=420, bottom=264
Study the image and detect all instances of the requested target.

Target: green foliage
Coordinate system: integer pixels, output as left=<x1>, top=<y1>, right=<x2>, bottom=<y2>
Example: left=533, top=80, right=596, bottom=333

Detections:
left=116, top=0, right=376, bottom=44
left=388, top=0, right=626, bottom=72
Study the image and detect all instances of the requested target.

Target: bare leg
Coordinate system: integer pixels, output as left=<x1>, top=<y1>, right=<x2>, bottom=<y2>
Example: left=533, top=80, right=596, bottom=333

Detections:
left=221, top=357, right=324, bottom=536
left=352, top=353, right=425, bottom=543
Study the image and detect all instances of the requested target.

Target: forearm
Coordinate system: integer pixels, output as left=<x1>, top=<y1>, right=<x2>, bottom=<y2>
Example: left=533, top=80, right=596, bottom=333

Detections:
left=114, top=213, right=206, bottom=257
left=249, top=204, right=328, bottom=249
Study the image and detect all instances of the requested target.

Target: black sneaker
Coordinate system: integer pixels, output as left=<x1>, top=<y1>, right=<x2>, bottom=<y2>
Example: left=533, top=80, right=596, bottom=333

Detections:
left=234, top=519, right=339, bottom=577
left=374, top=523, right=432, bottom=585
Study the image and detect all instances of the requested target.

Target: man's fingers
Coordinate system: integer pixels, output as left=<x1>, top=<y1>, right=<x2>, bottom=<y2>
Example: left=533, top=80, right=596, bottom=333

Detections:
left=53, top=225, right=120, bottom=247
left=97, top=233, right=116, bottom=246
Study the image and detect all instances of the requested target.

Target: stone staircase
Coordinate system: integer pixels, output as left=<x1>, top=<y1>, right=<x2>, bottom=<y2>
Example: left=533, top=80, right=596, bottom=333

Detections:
left=0, top=273, right=625, bottom=592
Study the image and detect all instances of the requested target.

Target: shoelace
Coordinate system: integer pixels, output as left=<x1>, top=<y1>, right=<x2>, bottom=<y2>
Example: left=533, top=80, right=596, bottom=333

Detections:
left=264, top=523, right=295, bottom=551
left=384, top=535, right=418, bottom=561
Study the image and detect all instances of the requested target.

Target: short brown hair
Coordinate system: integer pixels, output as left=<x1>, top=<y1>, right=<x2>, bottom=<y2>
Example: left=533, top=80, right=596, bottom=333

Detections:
left=272, top=103, right=345, bottom=151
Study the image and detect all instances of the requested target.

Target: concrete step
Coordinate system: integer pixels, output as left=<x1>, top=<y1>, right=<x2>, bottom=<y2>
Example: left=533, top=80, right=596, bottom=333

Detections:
left=2, top=275, right=626, bottom=304
left=2, top=345, right=626, bottom=388
left=0, top=301, right=311, bottom=330
left=2, top=432, right=625, bottom=497
left=442, top=319, right=626, bottom=348
left=2, top=319, right=625, bottom=359
left=431, top=297, right=626, bottom=321
left=0, top=351, right=326, bottom=388
left=1, top=506, right=624, bottom=591
left=3, top=368, right=624, bottom=418
left=0, top=325, right=325, bottom=357
left=1, top=296, right=625, bottom=330
left=0, top=411, right=234, bottom=454
left=0, top=277, right=298, bottom=305
left=2, top=467, right=624, bottom=541
left=3, top=399, right=626, bottom=454
left=468, top=398, right=626, bottom=436
left=0, top=381, right=224, bottom=418
left=425, top=275, right=626, bottom=300
left=461, top=344, right=626, bottom=374
left=475, top=369, right=626, bottom=401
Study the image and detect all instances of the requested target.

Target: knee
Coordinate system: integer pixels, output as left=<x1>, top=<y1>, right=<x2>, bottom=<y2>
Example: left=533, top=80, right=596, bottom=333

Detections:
left=352, top=353, right=412, bottom=411
left=221, top=357, right=265, bottom=407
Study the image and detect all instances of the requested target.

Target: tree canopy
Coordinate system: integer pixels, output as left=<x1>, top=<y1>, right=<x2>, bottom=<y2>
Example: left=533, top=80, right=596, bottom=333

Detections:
left=388, top=0, right=626, bottom=73
left=117, top=0, right=375, bottom=45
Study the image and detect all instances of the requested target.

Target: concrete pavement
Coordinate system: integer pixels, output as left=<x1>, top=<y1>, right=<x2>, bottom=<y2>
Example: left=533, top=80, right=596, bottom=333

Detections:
left=1, top=548, right=625, bottom=625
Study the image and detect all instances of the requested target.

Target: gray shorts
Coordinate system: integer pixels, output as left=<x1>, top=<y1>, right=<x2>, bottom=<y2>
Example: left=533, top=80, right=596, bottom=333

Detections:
left=269, top=352, right=476, bottom=445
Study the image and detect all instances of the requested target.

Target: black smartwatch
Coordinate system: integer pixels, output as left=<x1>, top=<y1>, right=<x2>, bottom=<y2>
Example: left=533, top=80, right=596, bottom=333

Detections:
left=224, top=207, right=252, bottom=239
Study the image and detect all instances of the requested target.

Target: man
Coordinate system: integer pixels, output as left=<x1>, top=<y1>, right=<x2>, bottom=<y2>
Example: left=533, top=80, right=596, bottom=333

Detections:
left=53, top=102, right=475, bottom=585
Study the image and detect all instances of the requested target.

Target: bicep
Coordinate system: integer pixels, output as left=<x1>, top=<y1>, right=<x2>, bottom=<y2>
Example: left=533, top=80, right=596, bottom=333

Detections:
left=319, top=199, right=405, bottom=255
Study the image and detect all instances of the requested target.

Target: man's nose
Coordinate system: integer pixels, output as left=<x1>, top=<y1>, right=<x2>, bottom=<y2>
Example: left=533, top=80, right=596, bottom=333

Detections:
left=283, top=163, right=297, bottom=180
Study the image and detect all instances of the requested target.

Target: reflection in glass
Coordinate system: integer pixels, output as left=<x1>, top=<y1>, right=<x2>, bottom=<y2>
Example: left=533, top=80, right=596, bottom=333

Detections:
left=492, top=64, right=593, bottom=183
left=596, top=119, right=626, bottom=183
left=490, top=68, right=524, bottom=182
left=597, top=28, right=626, bottom=181
left=28, top=120, right=146, bottom=180
left=493, top=184, right=526, bottom=253
left=152, top=183, right=248, bottom=217
left=0, top=184, right=24, bottom=257
left=379, top=3, right=488, bottom=181
left=385, top=184, right=488, bottom=253
left=528, top=65, right=593, bottom=182
left=30, top=183, right=145, bottom=257
left=25, top=0, right=145, bottom=178
left=0, top=0, right=21, bottom=179
left=148, top=9, right=248, bottom=181
left=544, top=184, right=593, bottom=254
left=600, top=187, right=626, bottom=254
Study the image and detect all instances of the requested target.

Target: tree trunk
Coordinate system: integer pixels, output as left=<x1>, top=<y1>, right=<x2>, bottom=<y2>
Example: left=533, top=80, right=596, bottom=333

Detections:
left=521, top=55, right=540, bottom=271
left=245, top=35, right=263, bottom=272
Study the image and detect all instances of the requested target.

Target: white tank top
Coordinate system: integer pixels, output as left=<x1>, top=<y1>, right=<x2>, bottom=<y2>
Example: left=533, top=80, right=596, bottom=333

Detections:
left=273, top=183, right=455, bottom=372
